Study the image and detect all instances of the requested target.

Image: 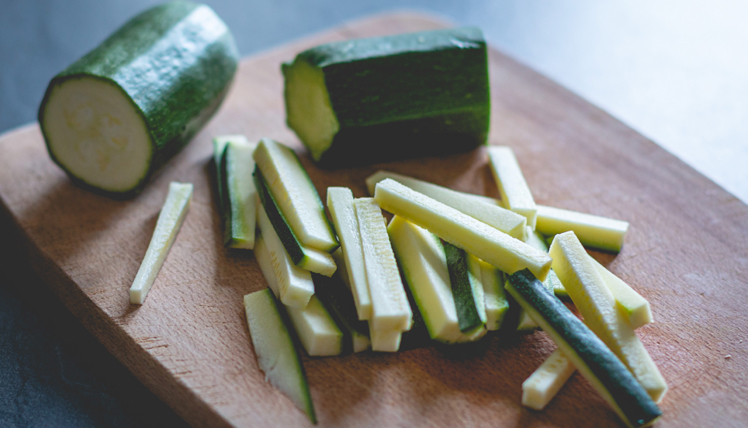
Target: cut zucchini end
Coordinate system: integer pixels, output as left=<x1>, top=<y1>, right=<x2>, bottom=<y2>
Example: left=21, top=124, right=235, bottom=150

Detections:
left=283, top=59, right=340, bottom=162
left=40, top=76, right=153, bottom=195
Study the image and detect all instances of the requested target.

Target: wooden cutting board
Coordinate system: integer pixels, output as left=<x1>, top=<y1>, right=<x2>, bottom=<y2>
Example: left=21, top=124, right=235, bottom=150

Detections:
left=1, top=12, right=747, bottom=428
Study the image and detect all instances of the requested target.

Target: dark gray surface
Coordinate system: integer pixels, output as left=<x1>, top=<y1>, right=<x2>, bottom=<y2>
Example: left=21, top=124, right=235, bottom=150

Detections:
left=1, top=1, right=746, bottom=426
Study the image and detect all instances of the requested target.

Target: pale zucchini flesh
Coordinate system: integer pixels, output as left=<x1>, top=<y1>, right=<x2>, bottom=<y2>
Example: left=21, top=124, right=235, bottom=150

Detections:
left=522, top=349, right=576, bottom=410
left=388, top=216, right=486, bottom=344
left=487, top=146, right=537, bottom=229
left=477, top=260, right=509, bottom=331
left=592, top=258, right=652, bottom=329
left=255, top=168, right=336, bottom=276
left=549, top=231, right=667, bottom=403
left=355, top=198, right=412, bottom=349
left=218, top=136, right=257, bottom=249
left=373, top=179, right=551, bottom=281
left=285, top=296, right=343, bottom=357
left=253, top=138, right=338, bottom=252
left=366, top=170, right=527, bottom=240
left=327, top=187, right=372, bottom=320
left=256, top=202, right=315, bottom=308
left=243, top=289, right=316, bottom=423
left=130, top=182, right=192, bottom=304
left=537, top=205, right=629, bottom=252
left=506, top=270, right=661, bottom=428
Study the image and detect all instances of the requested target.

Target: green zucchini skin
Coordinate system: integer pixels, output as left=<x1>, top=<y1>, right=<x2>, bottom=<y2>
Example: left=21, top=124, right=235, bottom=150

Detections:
left=312, top=273, right=370, bottom=354
left=507, top=269, right=661, bottom=428
left=442, top=241, right=484, bottom=333
left=253, top=167, right=305, bottom=265
left=283, top=27, right=490, bottom=167
left=38, top=1, right=239, bottom=197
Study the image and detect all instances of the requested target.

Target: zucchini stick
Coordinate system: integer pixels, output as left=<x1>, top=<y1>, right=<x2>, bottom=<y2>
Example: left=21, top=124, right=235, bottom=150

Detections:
left=130, top=182, right=192, bottom=304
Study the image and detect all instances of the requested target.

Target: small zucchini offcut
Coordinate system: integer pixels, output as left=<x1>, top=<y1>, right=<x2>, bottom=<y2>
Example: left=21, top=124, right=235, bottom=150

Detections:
left=506, top=269, right=661, bottom=428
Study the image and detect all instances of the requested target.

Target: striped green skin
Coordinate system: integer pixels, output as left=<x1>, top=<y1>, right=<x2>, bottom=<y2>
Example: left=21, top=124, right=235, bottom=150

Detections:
left=39, top=2, right=239, bottom=197
left=506, top=270, right=661, bottom=428
left=283, top=27, right=490, bottom=167
left=442, top=241, right=484, bottom=334
left=312, top=273, right=370, bottom=354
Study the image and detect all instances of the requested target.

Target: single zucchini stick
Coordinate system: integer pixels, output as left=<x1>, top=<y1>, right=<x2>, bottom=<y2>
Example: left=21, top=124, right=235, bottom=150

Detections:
left=283, top=27, right=489, bottom=167
left=524, top=298, right=651, bottom=411
left=254, top=167, right=336, bottom=277
left=215, top=136, right=257, bottom=249
left=548, top=270, right=568, bottom=298
left=354, top=198, right=412, bottom=351
left=591, top=258, right=652, bottom=329
left=327, top=187, right=372, bottom=320
left=517, top=227, right=561, bottom=330
left=243, top=289, right=316, bottom=423
left=522, top=349, right=576, bottom=410
left=443, top=242, right=487, bottom=334
left=39, top=3, right=238, bottom=197
left=477, top=260, right=510, bottom=331
left=537, top=205, right=629, bottom=252
left=256, top=200, right=314, bottom=308
left=313, top=273, right=371, bottom=354
left=549, top=231, right=667, bottom=403
left=506, top=270, right=661, bottom=428
left=388, top=216, right=486, bottom=343
left=130, top=182, right=192, bottom=304
left=374, top=179, right=551, bottom=281
left=366, top=170, right=526, bottom=240
left=253, top=138, right=338, bottom=252
left=487, top=146, right=537, bottom=229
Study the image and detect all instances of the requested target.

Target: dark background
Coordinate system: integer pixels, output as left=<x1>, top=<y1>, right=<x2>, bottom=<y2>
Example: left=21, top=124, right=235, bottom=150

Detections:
left=1, top=1, right=746, bottom=426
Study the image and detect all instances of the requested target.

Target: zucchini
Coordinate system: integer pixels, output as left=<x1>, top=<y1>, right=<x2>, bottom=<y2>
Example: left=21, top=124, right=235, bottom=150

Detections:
left=477, top=260, right=509, bottom=331
left=313, top=273, right=371, bottom=354
left=255, top=233, right=343, bottom=356
left=253, top=138, right=338, bottom=252
left=592, top=258, right=652, bottom=329
left=130, top=182, right=192, bottom=304
left=215, top=136, right=257, bottom=249
left=506, top=270, right=661, bottom=428
left=254, top=167, right=336, bottom=277
left=387, top=216, right=486, bottom=344
left=517, top=227, right=560, bottom=330
left=282, top=27, right=490, bottom=166
left=443, top=242, right=486, bottom=334
left=326, top=187, right=371, bottom=320
left=373, top=179, right=551, bottom=281
left=536, top=205, right=629, bottom=252
left=366, top=170, right=527, bottom=240
left=243, top=289, right=316, bottom=423
left=521, top=348, right=576, bottom=410
left=255, top=206, right=315, bottom=309
left=487, top=146, right=537, bottom=229
left=39, top=2, right=238, bottom=197
left=549, top=232, right=667, bottom=402
left=354, top=198, right=412, bottom=351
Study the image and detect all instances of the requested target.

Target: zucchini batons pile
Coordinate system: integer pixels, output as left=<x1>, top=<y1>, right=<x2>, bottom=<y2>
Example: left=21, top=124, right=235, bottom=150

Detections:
left=228, top=136, right=665, bottom=427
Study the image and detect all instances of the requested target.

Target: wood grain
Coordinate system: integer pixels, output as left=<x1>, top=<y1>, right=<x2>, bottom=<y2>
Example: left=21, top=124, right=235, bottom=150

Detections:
left=1, top=12, right=747, bottom=428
